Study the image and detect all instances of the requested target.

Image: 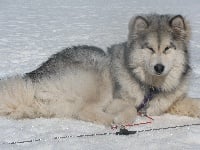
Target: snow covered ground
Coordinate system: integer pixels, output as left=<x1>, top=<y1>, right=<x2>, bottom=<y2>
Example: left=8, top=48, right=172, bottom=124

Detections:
left=0, top=0, right=200, bottom=149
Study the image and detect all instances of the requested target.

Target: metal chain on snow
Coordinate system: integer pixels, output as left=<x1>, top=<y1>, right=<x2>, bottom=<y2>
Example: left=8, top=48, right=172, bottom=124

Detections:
left=2, top=123, right=200, bottom=145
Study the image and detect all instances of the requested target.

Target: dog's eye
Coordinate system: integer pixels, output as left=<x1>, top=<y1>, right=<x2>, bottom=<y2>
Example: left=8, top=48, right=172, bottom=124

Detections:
left=147, top=47, right=155, bottom=53
left=163, top=46, right=170, bottom=53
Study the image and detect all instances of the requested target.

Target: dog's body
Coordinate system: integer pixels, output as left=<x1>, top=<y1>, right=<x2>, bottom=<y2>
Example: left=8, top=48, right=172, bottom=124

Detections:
left=0, top=14, right=200, bottom=125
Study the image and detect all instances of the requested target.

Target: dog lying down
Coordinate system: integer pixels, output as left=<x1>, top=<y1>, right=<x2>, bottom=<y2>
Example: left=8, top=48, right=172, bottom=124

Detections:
left=0, top=13, right=200, bottom=126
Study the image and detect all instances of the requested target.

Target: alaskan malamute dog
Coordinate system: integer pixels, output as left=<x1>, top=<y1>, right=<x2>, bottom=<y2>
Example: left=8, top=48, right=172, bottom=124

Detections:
left=0, top=14, right=200, bottom=125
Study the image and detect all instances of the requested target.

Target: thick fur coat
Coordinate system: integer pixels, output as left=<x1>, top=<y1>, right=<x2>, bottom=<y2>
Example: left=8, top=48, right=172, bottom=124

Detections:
left=0, top=14, right=200, bottom=125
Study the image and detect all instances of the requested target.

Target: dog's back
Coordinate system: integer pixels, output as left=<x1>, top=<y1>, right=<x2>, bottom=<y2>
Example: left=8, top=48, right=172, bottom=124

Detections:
left=26, top=45, right=109, bottom=81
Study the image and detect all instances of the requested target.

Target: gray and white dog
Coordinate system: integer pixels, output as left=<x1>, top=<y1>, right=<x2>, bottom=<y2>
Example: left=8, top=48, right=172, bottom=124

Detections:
left=0, top=14, right=200, bottom=125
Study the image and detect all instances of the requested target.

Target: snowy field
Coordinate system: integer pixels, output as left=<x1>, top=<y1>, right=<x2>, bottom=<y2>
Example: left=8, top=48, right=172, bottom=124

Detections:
left=0, top=0, right=200, bottom=149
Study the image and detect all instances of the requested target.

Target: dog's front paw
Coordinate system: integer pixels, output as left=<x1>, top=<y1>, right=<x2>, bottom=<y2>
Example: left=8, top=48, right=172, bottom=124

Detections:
left=167, top=98, right=200, bottom=118
left=146, top=106, right=162, bottom=116
left=146, top=107, right=154, bottom=116
left=113, top=107, right=137, bottom=125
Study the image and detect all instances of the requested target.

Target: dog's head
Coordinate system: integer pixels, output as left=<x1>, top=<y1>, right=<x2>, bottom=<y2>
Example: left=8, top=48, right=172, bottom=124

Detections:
left=127, top=14, right=190, bottom=87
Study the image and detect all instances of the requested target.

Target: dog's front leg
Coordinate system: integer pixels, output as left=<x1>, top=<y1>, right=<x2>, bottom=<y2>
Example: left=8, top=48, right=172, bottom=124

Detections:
left=146, top=94, right=178, bottom=116
left=105, top=99, right=137, bottom=125
left=167, top=97, right=200, bottom=118
left=77, top=104, right=114, bottom=126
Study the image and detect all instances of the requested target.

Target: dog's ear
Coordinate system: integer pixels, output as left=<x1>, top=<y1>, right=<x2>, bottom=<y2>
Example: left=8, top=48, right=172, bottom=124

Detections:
left=169, top=15, right=191, bottom=42
left=169, top=15, right=186, bottom=30
left=129, top=16, right=148, bottom=32
left=128, top=16, right=148, bottom=47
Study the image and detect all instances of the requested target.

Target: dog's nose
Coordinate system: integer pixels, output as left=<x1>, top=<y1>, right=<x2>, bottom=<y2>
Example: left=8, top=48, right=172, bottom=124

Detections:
left=154, top=64, right=164, bottom=74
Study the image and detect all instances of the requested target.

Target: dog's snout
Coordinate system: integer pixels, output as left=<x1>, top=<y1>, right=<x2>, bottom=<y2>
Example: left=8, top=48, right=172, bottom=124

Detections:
left=154, top=64, right=165, bottom=74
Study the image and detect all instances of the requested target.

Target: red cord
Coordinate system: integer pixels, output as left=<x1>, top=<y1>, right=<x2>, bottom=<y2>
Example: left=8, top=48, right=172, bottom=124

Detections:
left=111, top=114, right=154, bottom=129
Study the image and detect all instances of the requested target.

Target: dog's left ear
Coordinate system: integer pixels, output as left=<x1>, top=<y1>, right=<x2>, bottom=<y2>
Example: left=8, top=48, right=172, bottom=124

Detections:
left=169, top=15, right=191, bottom=42
left=169, top=15, right=186, bottom=30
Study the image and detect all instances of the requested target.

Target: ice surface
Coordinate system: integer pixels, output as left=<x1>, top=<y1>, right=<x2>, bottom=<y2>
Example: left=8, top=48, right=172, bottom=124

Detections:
left=0, top=0, right=200, bottom=149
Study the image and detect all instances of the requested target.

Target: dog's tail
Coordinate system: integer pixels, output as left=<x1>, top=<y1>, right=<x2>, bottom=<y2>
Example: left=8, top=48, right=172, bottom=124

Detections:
left=0, top=76, right=48, bottom=119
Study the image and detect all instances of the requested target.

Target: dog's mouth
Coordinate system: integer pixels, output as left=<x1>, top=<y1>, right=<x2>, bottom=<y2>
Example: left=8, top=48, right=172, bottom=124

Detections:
left=155, top=72, right=162, bottom=76
left=147, top=68, right=168, bottom=77
left=152, top=69, right=170, bottom=77
left=149, top=72, right=164, bottom=77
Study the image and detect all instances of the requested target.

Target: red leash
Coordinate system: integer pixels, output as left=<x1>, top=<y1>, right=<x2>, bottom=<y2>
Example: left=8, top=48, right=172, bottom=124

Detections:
left=111, top=113, right=154, bottom=129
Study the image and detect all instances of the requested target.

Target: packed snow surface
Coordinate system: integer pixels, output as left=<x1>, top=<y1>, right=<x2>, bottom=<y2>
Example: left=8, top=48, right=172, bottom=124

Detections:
left=0, top=0, right=200, bottom=149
